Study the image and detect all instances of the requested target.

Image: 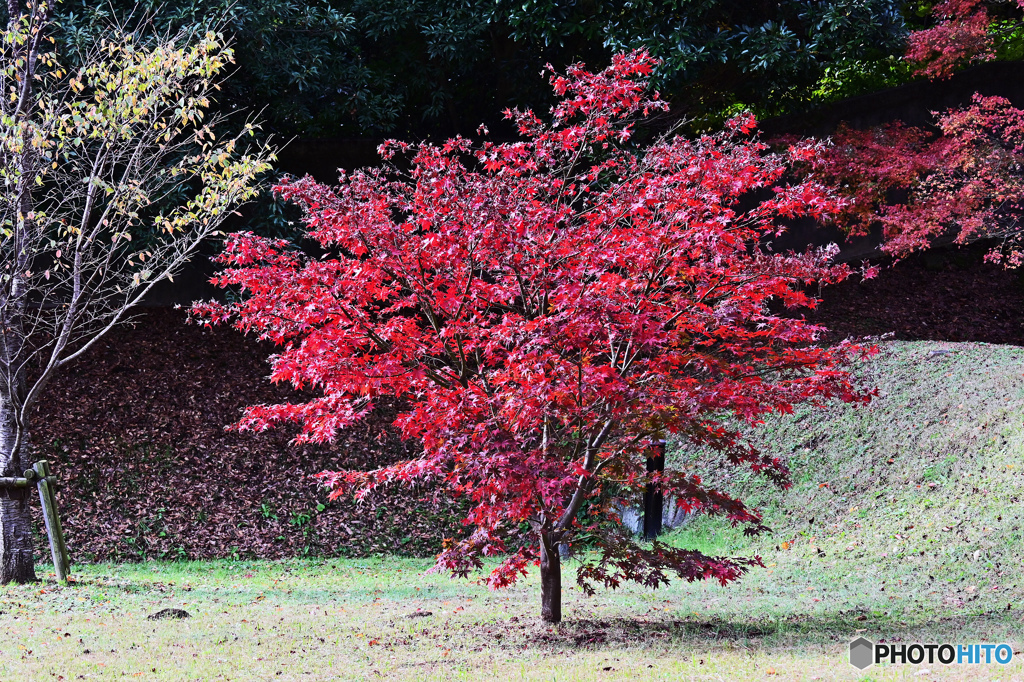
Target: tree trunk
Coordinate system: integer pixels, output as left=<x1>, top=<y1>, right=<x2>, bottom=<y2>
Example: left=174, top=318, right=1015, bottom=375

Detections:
left=0, top=3, right=49, bottom=584
left=539, top=533, right=561, bottom=623
left=644, top=439, right=665, bottom=540
left=0, top=399, right=34, bottom=583
left=0, top=495, right=36, bottom=583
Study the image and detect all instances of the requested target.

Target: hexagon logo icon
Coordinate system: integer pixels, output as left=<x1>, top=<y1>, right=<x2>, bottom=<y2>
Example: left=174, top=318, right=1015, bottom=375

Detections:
left=849, top=637, right=874, bottom=669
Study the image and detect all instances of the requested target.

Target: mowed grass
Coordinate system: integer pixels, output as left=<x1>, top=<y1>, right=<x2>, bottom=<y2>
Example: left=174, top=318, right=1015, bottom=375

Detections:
left=2, top=555, right=1022, bottom=681
left=3, top=340, right=1024, bottom=681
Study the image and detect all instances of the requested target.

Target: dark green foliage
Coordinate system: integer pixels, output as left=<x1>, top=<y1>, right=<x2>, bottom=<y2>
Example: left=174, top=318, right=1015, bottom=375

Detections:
left=51, top=1, right=356, bottom=136
left=41, top=0, right=917, bottom=139
left=505, top=0, right=912, bottom=126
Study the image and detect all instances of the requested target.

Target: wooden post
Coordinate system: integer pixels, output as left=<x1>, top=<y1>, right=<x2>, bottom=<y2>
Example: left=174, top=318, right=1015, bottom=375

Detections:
left=643, top=439, right=666, bottom=541
left=46, top=466, right=71, bottom=581
left=32, top=461, right=70, bottom=583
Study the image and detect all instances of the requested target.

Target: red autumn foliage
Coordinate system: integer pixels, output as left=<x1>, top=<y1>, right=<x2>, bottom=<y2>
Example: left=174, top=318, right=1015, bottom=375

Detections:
left=194, top=52, right=872, bottom=622
left=905, top=0, right=1024, bottom=80
left=906, top=0, right=998, bottom=79
left=801, top=1, right=1024, bottom=263
left=811, top=94, right=1024, bottom=264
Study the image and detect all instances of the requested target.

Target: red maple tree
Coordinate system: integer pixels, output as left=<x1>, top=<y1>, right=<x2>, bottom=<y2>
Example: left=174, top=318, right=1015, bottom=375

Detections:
left=195, top=52, right=872, bottom=623
left=807, top=1, right=1024, bottom=265
left=905, top=0, right=1004, bottom=79
left=813, top=95, right=1024, bottom=263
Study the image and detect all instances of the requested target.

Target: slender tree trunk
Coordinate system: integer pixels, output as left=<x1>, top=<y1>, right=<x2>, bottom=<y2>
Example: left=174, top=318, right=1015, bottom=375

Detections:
left=0, top=0, right=40, bottom=583
left=0, top=255, right=36, bottom=583
left=0, top=499, right=35, bottom=583
left=539, top=532, right=561, bottom=623
left=0, top=281, right=37, bottom=586
left=0, top=394, right=35, bottom=583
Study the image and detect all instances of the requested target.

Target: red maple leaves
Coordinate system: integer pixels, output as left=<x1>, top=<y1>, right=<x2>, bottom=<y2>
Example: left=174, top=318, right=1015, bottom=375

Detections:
left=195, top=52, right=871, bottom=604
left=778, top=1, right=1024, bottom=264
left=905, top=0, right=1024, bottom=80
left=906, top=0, right=999, bottom=79
left=811, top=94, right=1024, bottom=263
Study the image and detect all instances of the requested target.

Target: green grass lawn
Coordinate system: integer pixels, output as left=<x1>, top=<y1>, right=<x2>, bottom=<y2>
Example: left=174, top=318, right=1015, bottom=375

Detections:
left=3, top=340, right=1024, bottom=681
left=1, top=555, right=1020, bottom=681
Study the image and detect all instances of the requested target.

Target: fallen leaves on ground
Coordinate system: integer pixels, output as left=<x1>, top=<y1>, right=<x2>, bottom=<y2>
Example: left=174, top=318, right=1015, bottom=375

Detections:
left=32, top=309, right=465, bottom=563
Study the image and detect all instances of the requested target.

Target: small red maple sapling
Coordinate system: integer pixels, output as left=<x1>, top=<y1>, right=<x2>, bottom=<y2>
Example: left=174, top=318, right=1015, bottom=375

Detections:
left=194, top=51, right=872, bottom=623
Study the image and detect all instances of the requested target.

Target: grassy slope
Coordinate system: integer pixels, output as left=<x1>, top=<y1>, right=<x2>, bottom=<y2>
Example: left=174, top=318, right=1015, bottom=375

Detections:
left=670, top=339, right=1024, bottom=617
left=3, top=340, right=1024, bottom=681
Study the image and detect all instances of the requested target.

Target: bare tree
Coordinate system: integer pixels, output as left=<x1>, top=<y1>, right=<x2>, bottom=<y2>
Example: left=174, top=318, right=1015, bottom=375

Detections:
left=0, top=2, right=272, bottom=582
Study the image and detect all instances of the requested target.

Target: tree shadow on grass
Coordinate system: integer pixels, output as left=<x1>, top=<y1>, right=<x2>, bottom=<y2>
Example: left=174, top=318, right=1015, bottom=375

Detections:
left=477, top=609, right=1021, bottom=652
left=521, top=616, right=789, bottom=650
